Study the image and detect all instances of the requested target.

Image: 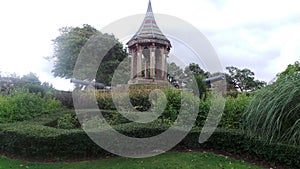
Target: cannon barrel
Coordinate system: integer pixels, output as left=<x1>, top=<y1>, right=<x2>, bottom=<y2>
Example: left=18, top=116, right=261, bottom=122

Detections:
left=204, top=75, right=225, bottom=84
left=167, top=74, right=225, bottom=88
left=70, top=78, right=105, bottom=89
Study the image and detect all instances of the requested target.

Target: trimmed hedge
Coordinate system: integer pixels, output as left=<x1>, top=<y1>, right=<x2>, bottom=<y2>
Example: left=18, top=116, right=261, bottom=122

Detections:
left=0, top=122, right=299, bottom=168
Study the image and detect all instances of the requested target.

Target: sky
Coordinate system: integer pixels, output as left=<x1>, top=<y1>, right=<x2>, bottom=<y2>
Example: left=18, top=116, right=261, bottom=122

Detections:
left=0, top=0, right=299, bottom=91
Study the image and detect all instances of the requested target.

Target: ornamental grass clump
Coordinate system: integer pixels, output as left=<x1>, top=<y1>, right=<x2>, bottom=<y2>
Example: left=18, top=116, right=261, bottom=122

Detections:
left=243, top=74, right=300, bottom=145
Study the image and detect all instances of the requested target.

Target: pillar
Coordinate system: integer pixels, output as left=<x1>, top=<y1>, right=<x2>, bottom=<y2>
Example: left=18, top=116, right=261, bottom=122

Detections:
left=137, top=46, right=143, bottom=78
left=164, top=50, right=168, bottom=80
left=145, top=60, right=149, bottom=79
left=130, top=49, right=137, bottom=79
left=150, top=46, right=155, bottom=78
left=161, top=48, right=166, bottom=80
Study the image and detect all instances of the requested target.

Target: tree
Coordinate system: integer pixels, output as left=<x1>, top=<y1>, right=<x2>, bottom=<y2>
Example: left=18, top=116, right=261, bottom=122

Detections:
left=167, top=62, right=185, bottom=83
left=167, top=63, right=209, bottom=96
left=49, top=24, right=128, bottom=85
left=21, top=72, right=41, bottom=85
left=185, top=63, right=210, bottom=77
left=277, top=61, right=300, bottom=80
left=184, top=63, right=209, bottom=98
left=226, top=66, right=266, bottom=92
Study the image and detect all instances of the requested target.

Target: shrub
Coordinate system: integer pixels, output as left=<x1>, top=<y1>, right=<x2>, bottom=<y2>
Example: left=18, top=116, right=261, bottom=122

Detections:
left=57, top=113, right=80, bottom=129
left=95, top=84, right=170, bottom=111
left=0, top=122, right=299, bottom=168
left=243, top=75, right=300, bottom=146
left=53, top=91, right=74, bottom=109
left=194, top=92, right=251, bottom=129
left=79, top=86, right=251, bottom=129
left=0, top=92, right=62, bottom=123
left=154, top=88, right=181, bottom=122
left=220, top=93, right=251, bottom=129
left=95, top=91, right=115, bottom=110
left=24, top=84, right=47, bottom=96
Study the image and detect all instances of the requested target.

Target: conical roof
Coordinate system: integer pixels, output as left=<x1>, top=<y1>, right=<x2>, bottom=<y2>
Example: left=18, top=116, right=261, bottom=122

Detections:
left=127, top=0, right=171, bottom=48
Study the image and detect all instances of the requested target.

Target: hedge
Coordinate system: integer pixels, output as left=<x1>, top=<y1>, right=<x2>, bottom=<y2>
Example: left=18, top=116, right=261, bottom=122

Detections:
left=0, top=92, right=62, bottom=123
left=0, top=122, right=299, bottom=168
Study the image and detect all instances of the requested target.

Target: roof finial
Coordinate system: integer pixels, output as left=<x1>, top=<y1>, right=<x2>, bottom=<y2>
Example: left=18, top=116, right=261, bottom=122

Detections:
left=147, top=0, right=153, bottom=13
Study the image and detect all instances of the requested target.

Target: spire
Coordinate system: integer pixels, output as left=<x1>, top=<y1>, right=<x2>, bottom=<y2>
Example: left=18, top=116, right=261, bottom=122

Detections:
left=147, top=0, right=153, bottom=14
left=127, top=0, right=171, bottom=48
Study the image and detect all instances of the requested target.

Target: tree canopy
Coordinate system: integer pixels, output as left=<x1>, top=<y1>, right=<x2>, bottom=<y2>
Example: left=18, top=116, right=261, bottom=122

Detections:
left=167, top=62, right=208, bottom=97
left=277, top=61, right=300, bottom=80
left=50, top=24, right=128, bottom=85
left=226, top=66, right=266, bottom=92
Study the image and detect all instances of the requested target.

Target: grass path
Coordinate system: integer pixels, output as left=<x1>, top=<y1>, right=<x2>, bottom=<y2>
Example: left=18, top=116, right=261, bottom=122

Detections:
left=0, top=151, right=264, bottom=169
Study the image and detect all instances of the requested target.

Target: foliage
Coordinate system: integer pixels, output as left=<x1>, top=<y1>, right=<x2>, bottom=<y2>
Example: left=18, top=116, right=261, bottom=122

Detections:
left=220, top=93, right=251, bottom=129
left=50, top=24, right=98, bottom=78
left=93, top=87, right=251, bottom=129
left=167, top=62, right=185, bottom=84
left=182, top=129, right=300, bottom=169
left=277, top=61, right=300, bottom=80
left=167, top=62, right=208, bottom=97
left=95, top=85, right=167, bottom=111
left=0, top=72, right=55, bottom=96
left=57, top=113, right=80, bottom=129
left=0, top=121, right=299, bottom=168
left=0, top=91, right=62, bottom=123
left=53, top=91, right=74, bottom=109
left=226, top=66, right=266, bottom=92
left=195, top=92, right=251, bottom=129
left=21, top=72, right=41, bottom=85
left=155, top=88, right=181, bottom=122
left=184, top=63, right=210, bottom=77
left=243, top=73, right=300, bottom=146
left=50, top=24, right=128, bottom=86
left=153, top=88, right=200, bottom=126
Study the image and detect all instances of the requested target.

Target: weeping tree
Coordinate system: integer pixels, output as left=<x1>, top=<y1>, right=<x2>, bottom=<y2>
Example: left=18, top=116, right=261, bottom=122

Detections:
left=243, top=61, right=300, bottom=145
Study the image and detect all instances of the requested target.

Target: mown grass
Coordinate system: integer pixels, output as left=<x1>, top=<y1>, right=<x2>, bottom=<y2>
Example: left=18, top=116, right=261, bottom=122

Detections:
left=0, top=152, right=264, bottom=169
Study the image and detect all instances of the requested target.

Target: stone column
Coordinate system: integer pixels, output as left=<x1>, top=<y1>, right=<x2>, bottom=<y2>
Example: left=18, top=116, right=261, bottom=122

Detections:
left=164, top=49, right=169, bottom=80
left=161, top=48, right=166, bottom=80
left=137, top=46, right=143, bottom=78
left=145, top=60, right=149, bottom=79
left=130, top=49, right=137, bottom=79
left=150, top=46, right=155, bottom=78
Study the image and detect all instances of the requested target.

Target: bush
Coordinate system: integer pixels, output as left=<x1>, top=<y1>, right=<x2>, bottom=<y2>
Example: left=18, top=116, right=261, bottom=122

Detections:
left=95, top=85, right=170, bottom=111
left=0, top=121, right=299, bottom=168
left=243, top=75, right=300, bottom=146
left=194, top=92, right=251, bottom=129
left=24, top=84, right=47, bottom=96
left=0, top=91, right=62, bottom=123
left=53, top=91, right=74, bottom=109
left=78, top=87, right=251, bottom=129
left=220, top=93, right=251, bottom=129
left=154, top=88, right=181, bottom=122
left=57, top=113, right=80, bottom=129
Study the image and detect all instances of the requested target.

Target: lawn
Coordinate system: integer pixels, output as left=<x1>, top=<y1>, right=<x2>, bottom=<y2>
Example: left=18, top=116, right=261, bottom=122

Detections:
left=0, top=151, right=264, bottom=169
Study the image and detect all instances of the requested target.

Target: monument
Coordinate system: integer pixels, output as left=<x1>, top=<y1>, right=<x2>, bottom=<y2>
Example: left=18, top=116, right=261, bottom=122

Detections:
left=127, top=0, right=171, bottom=85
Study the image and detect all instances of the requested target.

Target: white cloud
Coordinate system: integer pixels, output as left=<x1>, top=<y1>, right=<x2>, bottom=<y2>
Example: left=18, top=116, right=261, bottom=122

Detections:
left=0, top=0, right=300, bottom=90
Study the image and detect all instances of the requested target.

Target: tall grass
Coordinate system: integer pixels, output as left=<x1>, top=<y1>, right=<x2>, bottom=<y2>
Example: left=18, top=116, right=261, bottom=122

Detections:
left=243, top=75, right=300, bottom=145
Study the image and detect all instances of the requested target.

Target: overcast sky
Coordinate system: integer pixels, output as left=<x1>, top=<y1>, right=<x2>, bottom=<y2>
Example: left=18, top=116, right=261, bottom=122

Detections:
left=0, top=0, right=299, bottom=91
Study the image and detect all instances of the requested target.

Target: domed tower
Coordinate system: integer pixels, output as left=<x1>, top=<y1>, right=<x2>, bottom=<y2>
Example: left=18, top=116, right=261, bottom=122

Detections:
left=127, top=0, right=171, bottom=85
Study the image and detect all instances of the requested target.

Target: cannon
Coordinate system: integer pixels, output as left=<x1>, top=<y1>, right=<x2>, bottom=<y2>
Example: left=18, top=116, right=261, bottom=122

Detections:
left=71, top=74, right=225, bottom=89
left=167, top=74, right=225, bottom=88
left=203, top=75, right=225, bottom=84
left=70, top=78, right=105, bottom=89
